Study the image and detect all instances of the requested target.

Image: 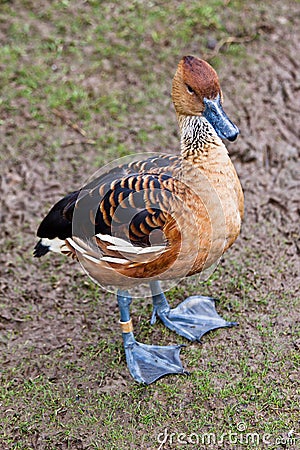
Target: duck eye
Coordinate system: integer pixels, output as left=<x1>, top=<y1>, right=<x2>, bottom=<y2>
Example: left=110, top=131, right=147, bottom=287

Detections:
left=186, top=84, right=195, bottom=95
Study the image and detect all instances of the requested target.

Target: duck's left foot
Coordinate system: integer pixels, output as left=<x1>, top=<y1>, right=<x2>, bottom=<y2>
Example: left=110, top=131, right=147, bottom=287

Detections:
left=151, top=292, right=237, bottom=342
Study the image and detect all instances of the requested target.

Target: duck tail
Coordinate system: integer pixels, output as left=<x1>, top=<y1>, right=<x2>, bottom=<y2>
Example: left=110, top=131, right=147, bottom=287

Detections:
left=33, top=239, right=50, bottom=257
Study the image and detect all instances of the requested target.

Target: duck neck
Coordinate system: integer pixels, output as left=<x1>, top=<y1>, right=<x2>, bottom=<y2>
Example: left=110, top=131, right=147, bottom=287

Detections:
left=177, top=114, right=225, bottom=160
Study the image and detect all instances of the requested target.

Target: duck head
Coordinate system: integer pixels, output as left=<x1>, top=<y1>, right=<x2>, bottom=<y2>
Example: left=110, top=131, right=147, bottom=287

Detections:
left=172, top=55, right=239, bottom=142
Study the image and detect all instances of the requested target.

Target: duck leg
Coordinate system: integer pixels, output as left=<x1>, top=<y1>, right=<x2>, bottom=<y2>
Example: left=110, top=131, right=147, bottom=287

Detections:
left=117, top=290, right=187, bottom=384
left=150, top=281, right=237, bottom=342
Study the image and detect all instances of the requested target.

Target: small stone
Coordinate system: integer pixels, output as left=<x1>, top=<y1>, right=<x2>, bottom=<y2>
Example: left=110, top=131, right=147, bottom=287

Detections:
left=206, top=37, right=217, bottom=50
left=277, top=16, right=288, bottom=25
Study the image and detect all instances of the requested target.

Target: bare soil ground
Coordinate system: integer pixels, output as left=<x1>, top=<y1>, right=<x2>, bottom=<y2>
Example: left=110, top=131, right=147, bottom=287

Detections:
left=0, top=1, right=299, bottom=449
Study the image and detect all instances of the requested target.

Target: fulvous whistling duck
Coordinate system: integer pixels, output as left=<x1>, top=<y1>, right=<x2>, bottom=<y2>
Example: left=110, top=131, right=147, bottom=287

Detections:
left=34, top=56, right=244, bottom=384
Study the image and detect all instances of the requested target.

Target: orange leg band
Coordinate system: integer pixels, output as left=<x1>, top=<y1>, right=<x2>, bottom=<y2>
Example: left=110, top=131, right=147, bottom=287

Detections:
left=119, top=318, right=133, bottom=333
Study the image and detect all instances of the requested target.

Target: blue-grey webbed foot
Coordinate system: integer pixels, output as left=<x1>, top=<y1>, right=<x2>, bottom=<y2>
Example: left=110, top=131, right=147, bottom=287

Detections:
left=122, top=332, right=186, bottom=384
left=150, top=281, right=237, bottom=342
left=117, top=290, right=187, bottom=384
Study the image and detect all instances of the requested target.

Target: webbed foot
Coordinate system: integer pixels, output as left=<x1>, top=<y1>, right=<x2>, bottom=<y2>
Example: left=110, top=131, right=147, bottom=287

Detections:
left=122, top=332, right=187, bottom=384
left=117, top=289, right=187, bottom=384
left=151, top=289, right=237, bottom=342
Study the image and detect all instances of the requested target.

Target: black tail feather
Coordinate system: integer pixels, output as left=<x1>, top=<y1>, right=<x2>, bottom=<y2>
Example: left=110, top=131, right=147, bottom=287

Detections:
left=33, top=239, right=50, bottom=257
left=37, top=190, right=79, bottom=240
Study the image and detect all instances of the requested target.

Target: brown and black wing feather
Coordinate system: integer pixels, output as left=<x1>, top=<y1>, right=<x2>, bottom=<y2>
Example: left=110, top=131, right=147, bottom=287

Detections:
left=95, top=173, right=173, bottom=246
left=34, top=168, right=177, bottom=257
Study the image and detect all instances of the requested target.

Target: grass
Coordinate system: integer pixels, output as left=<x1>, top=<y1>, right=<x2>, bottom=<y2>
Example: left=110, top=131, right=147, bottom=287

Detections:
left=1, top=235, right=298, bottom=448
left=1, top=336, right=298, bottom=448
left=1, top=0, right=299, bottom=449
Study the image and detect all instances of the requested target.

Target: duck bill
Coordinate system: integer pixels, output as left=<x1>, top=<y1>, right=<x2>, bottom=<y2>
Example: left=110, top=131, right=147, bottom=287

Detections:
left=203, top=94, right=239, bottom=142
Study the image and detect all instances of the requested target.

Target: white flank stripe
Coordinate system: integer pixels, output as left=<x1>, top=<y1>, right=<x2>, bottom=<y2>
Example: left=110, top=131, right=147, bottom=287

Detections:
left=96, top=234, right=133, bottom=247
left=138, top=245, right=166, bottom=254
left=66, top=237, right=85, bottom=254
left=106, top=245, right=140, bottom=254
left=106, top=244, right=165, bottom=255
left=102, top=256, right=129, bottom=264
left=83, top=254, right=101, bottom=264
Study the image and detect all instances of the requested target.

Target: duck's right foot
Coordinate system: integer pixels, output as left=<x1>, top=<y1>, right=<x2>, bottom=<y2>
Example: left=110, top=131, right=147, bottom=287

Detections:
left=117, top=289, right=187, bottom=384
left=122, top=331, right=187, bottom=384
